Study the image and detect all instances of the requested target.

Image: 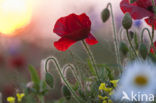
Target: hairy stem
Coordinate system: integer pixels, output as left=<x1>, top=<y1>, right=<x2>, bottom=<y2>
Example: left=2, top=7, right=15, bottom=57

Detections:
left=141, top=28, right=156, bottom=53
left=45, top=57, right=84, bottom=103
left=126, top=29, right=137, bottom=57
left=62, top=64, right=82, bottom=88
left=81, top=40, right=100, bottom=82
left=141, top=28, right=152, bottom=44
left=107, top=3, right=121, bottom=71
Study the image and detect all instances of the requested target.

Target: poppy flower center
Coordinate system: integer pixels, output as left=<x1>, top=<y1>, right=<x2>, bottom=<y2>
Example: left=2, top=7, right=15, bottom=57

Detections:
left=147, top=6, right=154, bottom=13
left=134, top=75, right=148, bottom=87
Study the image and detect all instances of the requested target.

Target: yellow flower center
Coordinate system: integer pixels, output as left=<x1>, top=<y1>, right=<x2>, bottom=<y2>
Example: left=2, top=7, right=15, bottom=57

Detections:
left=134, top=75, right=148, bottom=86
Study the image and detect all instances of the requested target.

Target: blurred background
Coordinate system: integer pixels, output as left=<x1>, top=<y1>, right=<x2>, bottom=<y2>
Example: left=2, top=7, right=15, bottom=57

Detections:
left=0, top=0, right=147, bottom=102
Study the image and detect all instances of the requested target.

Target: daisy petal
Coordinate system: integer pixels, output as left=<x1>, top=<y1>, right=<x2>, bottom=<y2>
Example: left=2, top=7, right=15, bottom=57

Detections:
left=54, top=38, right=76, bottom=51
left=85, top=33, right=98, bottom=45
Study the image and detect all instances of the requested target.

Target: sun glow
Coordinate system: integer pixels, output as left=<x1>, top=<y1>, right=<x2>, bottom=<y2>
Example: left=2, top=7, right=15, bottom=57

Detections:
left=0, top=0, right=33, bottom=36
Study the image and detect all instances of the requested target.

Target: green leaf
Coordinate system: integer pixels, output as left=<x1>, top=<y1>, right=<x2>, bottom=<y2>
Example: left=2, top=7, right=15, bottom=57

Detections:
left=98, top=64, right=114, bottom=80
left=139, top=43, right=148, bottom=59
left=88, top=60, right=96, bottom=76
left=28, top=65, right=40, bottom=90
left=40, top=80, right=48, bottom=95
left=45, top=72, right=54, bottom=88
left=134, top=33, right=139, bottom=50
left=105, top=66, right=114, bottom=80
left=119, top=42, right=129, bottom=56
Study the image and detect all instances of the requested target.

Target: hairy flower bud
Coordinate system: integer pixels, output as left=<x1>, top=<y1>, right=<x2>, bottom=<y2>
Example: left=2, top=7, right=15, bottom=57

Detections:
left=101, top=8, right=110, bottom=22
left=139, top=43, right=148, bottom=59
left=122, top=13, right=132, bottom=30
left=129, top=31, right=134, bottom=40
left=62, top=85, right=71, bottom=100
left=45, top=72, right=54, bottom=88
left=119, top=42, right=129, bottom=56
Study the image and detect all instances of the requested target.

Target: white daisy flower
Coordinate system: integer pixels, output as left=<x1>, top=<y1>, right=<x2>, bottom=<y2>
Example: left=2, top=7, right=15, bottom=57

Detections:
left=112, top=59, right=156, bottom=102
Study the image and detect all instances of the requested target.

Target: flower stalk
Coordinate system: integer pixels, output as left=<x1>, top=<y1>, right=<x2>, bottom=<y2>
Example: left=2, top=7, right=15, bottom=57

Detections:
left=81, top=40, right=100, bottom=82
left=45, top=57, right=84, bottom=103
left=107, top=3, right=121, bottom=71
left=126, top=29, right=138, bottom=57
left=62, top=64, right=82, bottom=88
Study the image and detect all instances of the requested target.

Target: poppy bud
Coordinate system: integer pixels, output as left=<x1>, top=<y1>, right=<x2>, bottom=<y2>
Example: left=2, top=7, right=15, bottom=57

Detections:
left=62, top=85, right=71, bottom=100
left=129, top=31, right=134, bottom=40
left=101, top=8, right=110, bottom=22
left=45, top=72, right=54, bottom=88
left=139, top=43, right=148, bottom=59
left=122, top=13, right=132, bottom=30
left=119, top=42, right=129, bottom=55
left=129, top=0, right=136, bottom=3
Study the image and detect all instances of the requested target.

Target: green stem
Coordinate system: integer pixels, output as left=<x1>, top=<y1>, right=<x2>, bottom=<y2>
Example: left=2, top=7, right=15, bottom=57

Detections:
left=126, top=29, right=137, bottom=57
left=119, top=27, right=124, bottom=41
left=45, top=57, right=84, bottom=103
left=141, top=28, right=152, bottom=44
left=39, top=95, right=45, bottom=103
left=152, top=25, right=155, bottom=42
left=81, top=40, right=100, bottom=82
left=62, top=64, right=82, bottom=88
left=107, top=3, right=121, bottom=71
left=152, top=0, right=156, bottom=42
left=141, top=28, right=156, bottom=53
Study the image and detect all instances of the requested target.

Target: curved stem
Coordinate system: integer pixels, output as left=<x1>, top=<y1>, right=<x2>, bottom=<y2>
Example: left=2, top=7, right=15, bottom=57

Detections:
left=152, top=0, right=155, bottom=41
left=141, top=28, right=152, bottom=44
left=45, top=57, right=84, bottom=103
left=152, top=0, right=156, bottom=15
left=152, top=25, right=155, bottom=42
left=142, top=28, right=156, bottom=53
left=107, top=3, right=121, bottom=71
left=62, top=64, right=82, bottom=88
left=81, top=40, right=100, bottom=82
left=126, top=29, right=138, bottom=57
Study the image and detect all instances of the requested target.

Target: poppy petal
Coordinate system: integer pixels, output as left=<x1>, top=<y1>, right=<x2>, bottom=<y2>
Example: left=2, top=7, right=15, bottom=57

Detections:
left=54, top=37, right=76, bottom=51
left=85, top=33, right=98, bottom=45
left=145, top=18, right=156, bottom=29
left=136, top=0, right=152, bottom=8
left=53, top=17, right=70, bottom=37
left=53, top=14, right=82, bottom=37
left=78, top=13, right=91, bottom=28
left=120, top=0, right=153, bottom=19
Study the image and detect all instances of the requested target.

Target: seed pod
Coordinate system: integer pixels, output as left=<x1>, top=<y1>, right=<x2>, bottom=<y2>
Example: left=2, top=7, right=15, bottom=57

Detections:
left=45, top=72, right=54, bottom=88
left=122, top=13, right=132, bottom=30
left=119, top=42, right=129, bottom=56
left=101, top=8, right=110, bottom=22
left=139, top=43, right=148, bottom=59
left=62, top=85, right=71, bottom=100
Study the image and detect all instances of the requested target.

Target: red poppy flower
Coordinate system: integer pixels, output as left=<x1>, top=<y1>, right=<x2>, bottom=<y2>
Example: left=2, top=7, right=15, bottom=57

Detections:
left=150, top=41, right=156, bottom=54
left=9, top=55, right=26, bottom=69
left=2, top=84, right=16, bottom=97
left=53, top=13, right=98, bottom=51
left=120, top=0, right=156, bottom=29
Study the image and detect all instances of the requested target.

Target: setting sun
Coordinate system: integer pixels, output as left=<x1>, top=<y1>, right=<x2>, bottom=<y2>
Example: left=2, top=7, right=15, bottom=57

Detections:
left=0, top=0, right=32, bottom=36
